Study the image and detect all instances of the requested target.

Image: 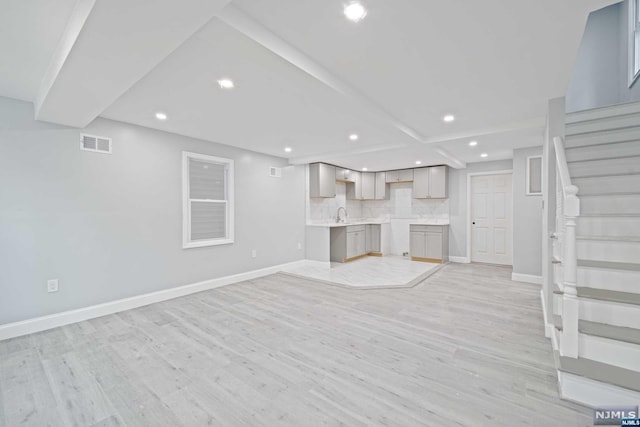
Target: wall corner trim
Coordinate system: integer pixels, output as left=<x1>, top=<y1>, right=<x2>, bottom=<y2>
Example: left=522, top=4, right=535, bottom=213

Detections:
left=449, top=256, right=471, bottom=264
left=511, top=273, right=543, bottom=285
left=0, top=259, right=310, bottom=341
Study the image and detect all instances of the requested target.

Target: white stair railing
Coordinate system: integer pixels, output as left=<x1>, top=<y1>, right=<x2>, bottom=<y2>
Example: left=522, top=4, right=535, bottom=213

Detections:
left=553, top=136, right=580, bottom=358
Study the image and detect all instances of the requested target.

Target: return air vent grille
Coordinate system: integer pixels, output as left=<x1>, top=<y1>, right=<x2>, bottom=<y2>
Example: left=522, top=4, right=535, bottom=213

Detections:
left=269, top=167, right=282, bottom=178
left=80, top=134, right=112, bottom=154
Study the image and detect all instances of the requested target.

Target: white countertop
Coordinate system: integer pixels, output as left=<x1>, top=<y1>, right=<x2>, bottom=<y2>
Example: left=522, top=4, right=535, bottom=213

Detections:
left=307, top=218, right=390, bottom=228
left=307, top=218, right=449, bottom=227
left=409, top=219, right=450, bottom=225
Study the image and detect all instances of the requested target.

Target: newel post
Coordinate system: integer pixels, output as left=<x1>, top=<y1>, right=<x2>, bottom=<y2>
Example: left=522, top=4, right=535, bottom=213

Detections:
left=561, top=185, right=580, bottom=358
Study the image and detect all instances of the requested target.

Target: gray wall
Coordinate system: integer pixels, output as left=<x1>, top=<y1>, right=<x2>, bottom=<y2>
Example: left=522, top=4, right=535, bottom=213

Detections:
left=513, top=147, right=543, bottom=277
left=448, top=159, right=514, bottom=258
left=566, top=1, right=640, bottom=112
left=0, top=97, right=306, bottom=325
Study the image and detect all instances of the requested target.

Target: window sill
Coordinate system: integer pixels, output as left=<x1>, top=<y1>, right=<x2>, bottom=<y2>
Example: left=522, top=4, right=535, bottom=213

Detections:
left=183, top=238, right=234, bottom=249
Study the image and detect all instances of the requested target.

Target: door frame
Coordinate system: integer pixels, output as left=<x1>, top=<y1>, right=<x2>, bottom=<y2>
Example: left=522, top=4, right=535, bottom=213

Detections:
left=466, top=170, right=514, bottom=263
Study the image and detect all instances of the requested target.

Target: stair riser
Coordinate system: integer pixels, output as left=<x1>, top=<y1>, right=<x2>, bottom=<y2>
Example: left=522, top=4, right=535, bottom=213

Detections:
left=567, top=101, right=640, bottom=123
left=581, top=195, right=640, bottom=215
left=569, top=156, right=640, bottom=178
left=577, top=216, right=640, bottom=237
left=565, top=127, right=640, bottom=148
left=566, top=140, right=640, bottom=163
left=574, top=174, right=640, bottom=195
left=553, top=294, right=640, bottom=329
left=578, top=333, right=640, bottom=372
left=577, top=239, right=640, bottom=263
left=566, top=115, right=640, bottom=136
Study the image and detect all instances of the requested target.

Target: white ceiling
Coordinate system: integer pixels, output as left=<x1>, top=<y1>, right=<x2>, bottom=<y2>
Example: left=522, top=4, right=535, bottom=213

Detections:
left=0, top=0, right=77, bottom=101
left=0, top=0, right=618, bottom=170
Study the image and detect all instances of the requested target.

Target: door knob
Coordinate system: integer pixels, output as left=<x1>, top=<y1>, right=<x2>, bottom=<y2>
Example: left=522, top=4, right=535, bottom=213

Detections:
left=472, top=222, right=475, bottom=225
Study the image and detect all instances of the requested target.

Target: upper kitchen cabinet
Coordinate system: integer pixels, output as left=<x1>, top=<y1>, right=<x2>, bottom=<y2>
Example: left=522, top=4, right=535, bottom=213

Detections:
left=412, top=166, right=448, bottom=199
left=336, top=167, right=356, bottom=182
left=385, top=169, right=414, bottom=183
left=375, top=172, right=389, bottom=200
left=309, top=163, right=336, bottom=198
left=346, top=171, right=363, bottom=200
left=361, top=173, right=375, bottom=200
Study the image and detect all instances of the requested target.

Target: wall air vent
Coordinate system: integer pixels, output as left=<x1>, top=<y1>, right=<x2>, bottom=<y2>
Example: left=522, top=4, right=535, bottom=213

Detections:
left=269, top=167, right=282, bottom=178
left=80, top=133, right=112, bottom=154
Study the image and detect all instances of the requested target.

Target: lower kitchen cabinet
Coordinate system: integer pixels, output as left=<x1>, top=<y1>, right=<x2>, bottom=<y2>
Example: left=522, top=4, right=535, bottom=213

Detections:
left=409, top=225, right=449, bottom=263
left=330, top=224, right=382, bottom=262
left=365, top=224, right=381, bottom=253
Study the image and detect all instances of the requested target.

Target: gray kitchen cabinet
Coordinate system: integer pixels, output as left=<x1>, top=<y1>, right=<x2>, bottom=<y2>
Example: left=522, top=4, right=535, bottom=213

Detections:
left=412, top=167, right=430, bottom=199
left=365, top=224, right=381, bottom=253
left=409, top=224, right=449, bottom=263
left=309, top=163, right=336, bottom=198
left=361, top=172, right=375, bottom=200
left=336, top=167, right=356, bottom=182
left=346, top=171, right=363, bottom=200
left=375, top=172, right=388, bottom=199
left=412, top=166, right=448, bottom=199
left=386, top=169, right=414, bottom=183
left=330, top=224, right=376, bottom=262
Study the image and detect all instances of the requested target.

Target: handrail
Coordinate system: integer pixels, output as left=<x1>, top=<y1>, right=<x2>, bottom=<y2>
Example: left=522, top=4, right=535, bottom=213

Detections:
left=553, top=136, right=580, bottom=217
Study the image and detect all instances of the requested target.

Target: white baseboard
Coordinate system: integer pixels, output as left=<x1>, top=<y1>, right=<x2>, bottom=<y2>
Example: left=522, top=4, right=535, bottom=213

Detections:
left=511, top=273, right=543, bottom=285
left=449, top=256, right=470, bottom=263
left=559, top=370, right=640, bottom=408
left=0, top=259, right=310, bottom=341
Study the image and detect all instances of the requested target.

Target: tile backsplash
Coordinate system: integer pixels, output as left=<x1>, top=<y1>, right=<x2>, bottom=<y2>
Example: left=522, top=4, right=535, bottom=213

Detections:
left=308, top=182, right=449, bottom=222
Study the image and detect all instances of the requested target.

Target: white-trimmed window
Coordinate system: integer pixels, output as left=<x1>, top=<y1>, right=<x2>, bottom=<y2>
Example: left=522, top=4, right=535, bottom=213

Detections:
left=182, top=151, right=234, bottom=248
left=630, top=0, right=640, bottom=86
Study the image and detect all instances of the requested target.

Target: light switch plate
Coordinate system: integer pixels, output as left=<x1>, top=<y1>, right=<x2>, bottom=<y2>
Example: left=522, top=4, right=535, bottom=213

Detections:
left=47, top=279, right=59, bottom=293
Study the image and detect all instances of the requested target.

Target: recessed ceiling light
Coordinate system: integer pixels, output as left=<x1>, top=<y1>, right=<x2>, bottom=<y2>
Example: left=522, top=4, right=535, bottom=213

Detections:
left=362, top=167, right=368, bottom=171
left=344, top=2, right=367, bottom=22
left=217, top=78, right=235, bottom=89
left=469, top=140, right=478, bottom=147
left=443, top=115, right=455, bottom=123
left=415, top=161, right=422, bottom=165
left=481, top=153, right=488, bottom=158
left=284, top=147, right=292, bottom=153
left=155, top=112, right=167, bottom=121
left=349, top=134, right=359, bottom=141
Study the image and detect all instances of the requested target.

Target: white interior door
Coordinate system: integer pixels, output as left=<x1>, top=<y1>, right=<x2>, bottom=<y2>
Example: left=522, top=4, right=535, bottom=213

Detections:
left=471, top=173, right=513, bottom=265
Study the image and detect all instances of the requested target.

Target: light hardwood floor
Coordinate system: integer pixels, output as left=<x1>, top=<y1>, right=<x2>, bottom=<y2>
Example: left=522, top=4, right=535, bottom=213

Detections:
left=0, top=263, right=592, bottom=426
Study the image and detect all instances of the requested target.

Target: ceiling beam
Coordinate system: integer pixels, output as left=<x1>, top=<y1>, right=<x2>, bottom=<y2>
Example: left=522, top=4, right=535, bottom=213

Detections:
left=35, top=0, right=233, bottom=128
left=218, top=4, right=466, bottom=169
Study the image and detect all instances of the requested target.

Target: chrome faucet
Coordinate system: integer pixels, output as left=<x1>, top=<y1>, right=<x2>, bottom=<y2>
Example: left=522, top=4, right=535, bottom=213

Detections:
left=336, top=206, right=348, bottom=223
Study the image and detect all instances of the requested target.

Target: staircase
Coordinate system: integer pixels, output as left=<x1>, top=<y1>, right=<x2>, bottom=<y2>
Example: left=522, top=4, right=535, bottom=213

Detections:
left=551, top=101, right=640, bottom=405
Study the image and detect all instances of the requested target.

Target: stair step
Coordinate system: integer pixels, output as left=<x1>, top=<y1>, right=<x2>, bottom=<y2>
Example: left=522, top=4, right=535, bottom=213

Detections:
left=553, top=317, right=640, bottom=346
left=578, top=260, right=640, bottom=294
left=580, top=194, right=640, bottom=215
left=565, top=126, right=640, bottom=148
left=559, top=356, right=640, bottom=392
left=578, top=287, right=640, bottom=306
left=577, top=235, right=640, bottom=242
left=577, top=215, right=640, bottom=238
left=573, top=173, right=640, bottom=196
left=578, top=259, right=640, bottom=271
left=566, top=114, right=640, bottom=136
left=566, top=100, right=640, bottom=124
left=576, top=236, right=640, bottom=263
left=565, top=140, right=640, bottom=162
left=553, top=291, right=640, bottom=329
left=568, top=155, right=640, bottom=177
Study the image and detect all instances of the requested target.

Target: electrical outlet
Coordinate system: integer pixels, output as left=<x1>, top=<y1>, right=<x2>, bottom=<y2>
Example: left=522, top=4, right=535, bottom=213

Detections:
left=251, top=249, right=257, bottom=258
left=47, top=279, right=59, bottom=293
